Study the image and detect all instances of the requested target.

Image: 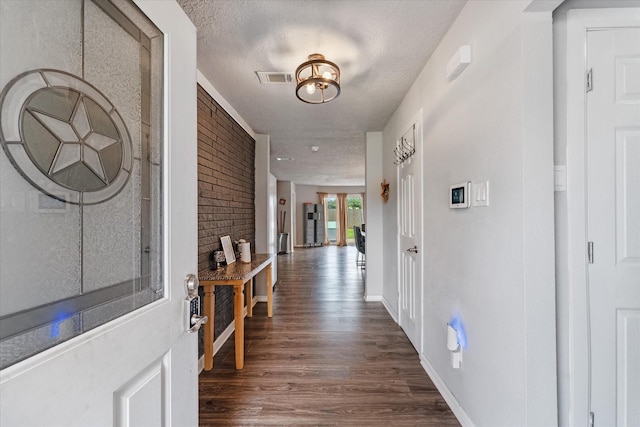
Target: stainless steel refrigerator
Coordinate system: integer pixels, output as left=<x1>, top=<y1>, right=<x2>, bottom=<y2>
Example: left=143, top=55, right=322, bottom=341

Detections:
left=303, top=203, right=324, bottom=247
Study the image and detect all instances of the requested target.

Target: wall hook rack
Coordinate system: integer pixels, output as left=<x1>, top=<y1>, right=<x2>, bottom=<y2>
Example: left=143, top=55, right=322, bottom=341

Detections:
left=394, top=124, right=416, bottom=165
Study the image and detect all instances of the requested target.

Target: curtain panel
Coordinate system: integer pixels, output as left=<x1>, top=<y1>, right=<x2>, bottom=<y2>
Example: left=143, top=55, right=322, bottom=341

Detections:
left=336, top=193, right=347, bottom=246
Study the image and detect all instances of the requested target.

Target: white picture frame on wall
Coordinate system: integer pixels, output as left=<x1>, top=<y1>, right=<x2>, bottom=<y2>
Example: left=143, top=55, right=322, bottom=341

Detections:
left=220, top=235, right=235, bottom=265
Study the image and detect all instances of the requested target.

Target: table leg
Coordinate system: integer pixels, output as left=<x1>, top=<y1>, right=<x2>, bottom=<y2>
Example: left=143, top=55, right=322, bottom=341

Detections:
left=266, top=261, right=273, bottom=318
left=203, top=286, right=215, bottom=371
left=246, top=278, right=253, bottom=318
left=233, top=283, right=245, bottom=369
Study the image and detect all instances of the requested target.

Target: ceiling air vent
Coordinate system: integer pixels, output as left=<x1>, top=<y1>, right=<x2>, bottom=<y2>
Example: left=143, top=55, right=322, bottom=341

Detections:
left=256, top=72, right=294, bottom=84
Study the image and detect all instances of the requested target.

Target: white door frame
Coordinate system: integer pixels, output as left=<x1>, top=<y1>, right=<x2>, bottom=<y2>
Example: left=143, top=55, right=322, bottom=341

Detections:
left=565, top=8, right=640, bottom=426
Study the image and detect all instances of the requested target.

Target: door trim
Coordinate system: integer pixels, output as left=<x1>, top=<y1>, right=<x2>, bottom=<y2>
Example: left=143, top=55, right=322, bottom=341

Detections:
left=565, top=8, right=640, bottom=427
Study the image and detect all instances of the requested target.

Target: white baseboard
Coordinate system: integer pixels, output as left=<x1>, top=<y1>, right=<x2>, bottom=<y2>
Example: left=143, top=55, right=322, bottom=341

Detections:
left=256, top=280, right=278, bottom=302
left=363, top=294, right=382, bottom=302
left=420, top=355, right=475, bottom=427
left=198, top=320, right=235, bottom=374
left=381, top=296, right=398, bottom=322
left=198, top=298, right=258, bottom=374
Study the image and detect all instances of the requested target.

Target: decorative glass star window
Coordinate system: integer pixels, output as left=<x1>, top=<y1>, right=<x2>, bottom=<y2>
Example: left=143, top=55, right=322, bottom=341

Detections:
left=0, top=0, right=163, bottom=370
left=1, top=70, right=132, bottom=205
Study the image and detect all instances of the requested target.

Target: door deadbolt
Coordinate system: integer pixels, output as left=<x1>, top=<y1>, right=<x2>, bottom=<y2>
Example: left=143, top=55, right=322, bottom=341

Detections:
left=185, top=273, right=199, bottom=297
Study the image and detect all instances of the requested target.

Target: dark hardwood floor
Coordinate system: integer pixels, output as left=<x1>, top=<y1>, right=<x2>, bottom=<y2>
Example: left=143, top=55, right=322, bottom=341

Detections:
left=199, top=245, right=460, bottom=426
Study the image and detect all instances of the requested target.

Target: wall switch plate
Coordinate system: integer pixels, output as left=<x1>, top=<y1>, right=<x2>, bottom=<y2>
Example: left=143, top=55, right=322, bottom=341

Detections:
left=472, top=181, right=489, bottom=207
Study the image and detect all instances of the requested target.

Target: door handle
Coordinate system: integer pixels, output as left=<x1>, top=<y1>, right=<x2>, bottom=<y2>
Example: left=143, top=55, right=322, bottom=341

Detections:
left=406, top=246, right=418, bottom=253
left=187, top=314, right=208, bottom=334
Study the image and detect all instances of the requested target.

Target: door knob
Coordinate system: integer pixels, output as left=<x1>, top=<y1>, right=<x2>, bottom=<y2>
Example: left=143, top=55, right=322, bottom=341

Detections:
left=406, top=246, right=418, bottom=253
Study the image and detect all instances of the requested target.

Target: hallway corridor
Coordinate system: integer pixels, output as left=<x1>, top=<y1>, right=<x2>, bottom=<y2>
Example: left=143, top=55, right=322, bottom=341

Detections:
left=198, top=245, right=459, bottom=426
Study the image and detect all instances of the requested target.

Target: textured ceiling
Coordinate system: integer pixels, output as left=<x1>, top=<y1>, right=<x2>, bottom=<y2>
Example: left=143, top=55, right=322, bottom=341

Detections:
left=177, top=0, right=466, bottom=186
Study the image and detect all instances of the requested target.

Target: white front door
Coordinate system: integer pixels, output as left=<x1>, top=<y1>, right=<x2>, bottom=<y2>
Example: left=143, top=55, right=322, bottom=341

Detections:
left=0, top=1, right=198, bottom=425
left=587, top=25, right=640, bottom=426
left=397, top=119, right=422, bottom=352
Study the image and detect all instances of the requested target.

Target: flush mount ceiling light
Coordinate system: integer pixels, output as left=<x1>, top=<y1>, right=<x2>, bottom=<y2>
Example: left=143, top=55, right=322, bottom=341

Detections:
left=295, top=53, right=340, bottom=104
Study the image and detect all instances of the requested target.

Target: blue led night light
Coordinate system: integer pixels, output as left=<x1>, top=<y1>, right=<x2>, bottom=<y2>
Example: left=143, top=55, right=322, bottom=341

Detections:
left=449, top=315, right=467, bottom=349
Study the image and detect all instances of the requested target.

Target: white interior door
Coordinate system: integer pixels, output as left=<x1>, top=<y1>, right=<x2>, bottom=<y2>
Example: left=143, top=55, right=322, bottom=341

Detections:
left=0, top=1, right=198, bottom=425
left=587, top=25, right=640, bottom=427
left=397, top=121, right=422, bottom=352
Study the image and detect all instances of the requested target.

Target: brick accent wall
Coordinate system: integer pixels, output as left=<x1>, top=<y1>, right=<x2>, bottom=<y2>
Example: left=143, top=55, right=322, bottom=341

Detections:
left=197, top=84, right=255, bottom=350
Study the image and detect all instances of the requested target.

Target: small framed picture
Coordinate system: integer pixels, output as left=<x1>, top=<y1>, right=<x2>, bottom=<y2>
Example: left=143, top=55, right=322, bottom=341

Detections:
left=220, top=235, right=235, bottom=265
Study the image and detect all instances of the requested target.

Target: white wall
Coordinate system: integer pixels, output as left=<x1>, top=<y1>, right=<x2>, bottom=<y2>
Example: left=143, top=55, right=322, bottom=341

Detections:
left=365, top=132, right=383, bottom=302
left=381, top=1, right=557, bottom=425
left=276, top=180, right=294, bottom=253
left=293, top=184, right=365, bottom=247
left=255, top=135, right=277, bottom=294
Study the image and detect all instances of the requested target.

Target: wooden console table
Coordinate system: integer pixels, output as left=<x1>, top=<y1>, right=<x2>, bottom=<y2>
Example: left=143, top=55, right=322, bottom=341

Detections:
left=199, top=253, right=274, bottom=371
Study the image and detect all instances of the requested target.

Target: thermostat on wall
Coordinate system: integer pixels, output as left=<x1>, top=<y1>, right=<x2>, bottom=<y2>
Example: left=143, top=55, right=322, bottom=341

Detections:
left=450, top=182, right=471, bottom=209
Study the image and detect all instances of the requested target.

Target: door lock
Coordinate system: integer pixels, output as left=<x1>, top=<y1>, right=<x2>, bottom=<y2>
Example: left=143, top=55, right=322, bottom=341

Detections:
left=184, top=274, right=208, bottom=333
left=185, top=294, right=208, bottom=333
left=406, top=246, right=418, bottom=253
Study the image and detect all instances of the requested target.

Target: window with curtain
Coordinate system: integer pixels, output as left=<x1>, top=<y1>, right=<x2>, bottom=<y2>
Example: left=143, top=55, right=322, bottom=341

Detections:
left=346, top=194, right=364, bottom=242
left=318, top=193, right=364, bottom=245
left=326, top=195, right=337, bottom=243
